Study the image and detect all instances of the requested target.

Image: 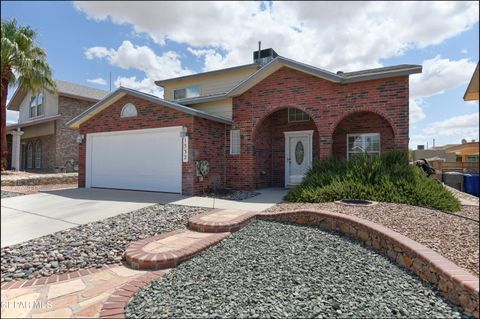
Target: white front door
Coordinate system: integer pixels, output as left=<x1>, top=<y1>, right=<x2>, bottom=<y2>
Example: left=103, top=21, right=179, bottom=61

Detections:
left=284, top=130, right=313, bottom=186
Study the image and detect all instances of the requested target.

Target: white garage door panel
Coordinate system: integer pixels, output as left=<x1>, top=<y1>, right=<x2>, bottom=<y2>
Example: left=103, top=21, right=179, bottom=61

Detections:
left=87, top=127, right=182, bottom=193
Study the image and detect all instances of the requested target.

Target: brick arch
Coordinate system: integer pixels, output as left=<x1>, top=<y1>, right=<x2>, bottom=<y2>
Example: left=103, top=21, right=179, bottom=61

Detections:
left=251, top=105, right=321, bottom=188
left=329, top=107, right=398, bottom=138
left=251, top=105, right=321, bottom=141
left=331, top=110, right=396, bottom=160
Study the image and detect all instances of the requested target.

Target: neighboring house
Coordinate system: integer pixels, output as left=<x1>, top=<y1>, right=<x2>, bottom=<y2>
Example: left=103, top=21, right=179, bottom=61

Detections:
left=413, top=141, right=479, bottom=163
left=6, top=80, right=108, bottom=172
left=464, top=63, right=479, bottom=101
left=68, top=48, right=422, bottom=195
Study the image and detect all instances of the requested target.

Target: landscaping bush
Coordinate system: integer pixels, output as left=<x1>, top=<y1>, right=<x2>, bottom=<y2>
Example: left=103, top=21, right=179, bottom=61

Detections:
left=285, top=150, right=461, bottom=212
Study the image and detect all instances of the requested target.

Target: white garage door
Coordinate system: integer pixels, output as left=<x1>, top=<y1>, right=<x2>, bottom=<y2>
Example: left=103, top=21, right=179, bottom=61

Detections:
left=86, top=127, right=183, bottom=193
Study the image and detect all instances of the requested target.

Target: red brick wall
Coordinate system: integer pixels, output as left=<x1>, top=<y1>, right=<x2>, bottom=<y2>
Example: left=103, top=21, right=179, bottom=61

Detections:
left=191, top=117, right=227, bottom=194
left=332, top=111, right=395, bottom=160
left=78, top=95, right=226, bottom=195
left=230, top=66, right=409, bottom=190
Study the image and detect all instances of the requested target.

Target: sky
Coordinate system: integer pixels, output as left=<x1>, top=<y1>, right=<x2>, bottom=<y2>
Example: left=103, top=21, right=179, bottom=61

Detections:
left=2, top=1, right=479, bottom=149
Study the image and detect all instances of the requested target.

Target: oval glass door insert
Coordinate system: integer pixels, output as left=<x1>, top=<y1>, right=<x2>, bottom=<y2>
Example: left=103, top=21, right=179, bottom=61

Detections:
left=295, top=141, right=304, bottom=165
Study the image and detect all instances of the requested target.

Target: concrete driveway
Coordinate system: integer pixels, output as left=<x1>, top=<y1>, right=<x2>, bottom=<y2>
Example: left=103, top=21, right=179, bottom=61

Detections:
left=1, top=187, right=286, bottom=247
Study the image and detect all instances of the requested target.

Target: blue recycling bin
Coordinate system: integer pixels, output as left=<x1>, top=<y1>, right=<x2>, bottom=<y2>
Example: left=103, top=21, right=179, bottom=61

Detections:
left=463, top=174, right=480, bottom=197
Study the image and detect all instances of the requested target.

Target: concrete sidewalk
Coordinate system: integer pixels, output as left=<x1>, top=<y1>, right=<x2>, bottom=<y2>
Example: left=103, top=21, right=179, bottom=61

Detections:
left=1, top=187, right=286, bottom=247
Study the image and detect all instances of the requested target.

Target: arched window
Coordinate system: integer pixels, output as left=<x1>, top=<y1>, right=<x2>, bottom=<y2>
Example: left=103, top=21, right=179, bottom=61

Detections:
left=121, top=103, right=138, bottom=118
left=27, top=142, right=33, bottom=169
left=34, top=141, right=42, bottom=169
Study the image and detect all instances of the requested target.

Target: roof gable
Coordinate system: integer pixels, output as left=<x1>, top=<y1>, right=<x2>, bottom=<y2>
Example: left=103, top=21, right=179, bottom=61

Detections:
left=226, top=57, right=422, bottom=97
left=7, top=80, right=109, bottom=111
left=67, top=87, right=232, bottom=128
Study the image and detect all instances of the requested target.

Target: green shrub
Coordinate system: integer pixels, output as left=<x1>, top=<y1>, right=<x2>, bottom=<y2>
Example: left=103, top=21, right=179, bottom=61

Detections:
left=285, top=150, right=461, bottom=212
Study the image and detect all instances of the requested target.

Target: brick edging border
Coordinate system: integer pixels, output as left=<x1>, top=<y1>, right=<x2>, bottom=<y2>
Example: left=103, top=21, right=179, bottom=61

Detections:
left=1, top=263, right=121, bottom=290
left=259, top=210, right=479, bottom=318
left=99, top=270, right=166, bottom=319
left=188, top=210, right=256, bottom=233
left=124, top=230, right=230, bottom=270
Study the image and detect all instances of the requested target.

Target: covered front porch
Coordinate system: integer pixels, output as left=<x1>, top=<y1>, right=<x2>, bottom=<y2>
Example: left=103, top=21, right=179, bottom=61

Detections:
left=252, top=108, right=396, bottom=189
left=6, top=115, right=59, bottom=172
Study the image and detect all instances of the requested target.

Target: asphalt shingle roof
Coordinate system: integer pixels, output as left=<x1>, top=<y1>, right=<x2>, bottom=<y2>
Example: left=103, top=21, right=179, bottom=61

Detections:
left=55, top=80, right=109, bottom=101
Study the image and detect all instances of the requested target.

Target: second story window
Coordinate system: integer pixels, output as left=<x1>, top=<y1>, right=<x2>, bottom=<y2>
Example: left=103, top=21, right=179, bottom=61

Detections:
left=29, top=96, right=36, bottom=117
left=36, top=93, right=44, bottom=116
left=29, top=92, right=45, bottom=118
left=174, top=85, right=200, bottom=100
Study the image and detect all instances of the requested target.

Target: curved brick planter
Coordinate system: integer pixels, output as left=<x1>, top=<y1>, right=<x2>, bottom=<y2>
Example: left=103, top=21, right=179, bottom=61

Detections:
left=259, top=210, right=479, bottom=318
left=188, top=210, right=256, bottom=233
left=124, top=229, right=230, bottom=270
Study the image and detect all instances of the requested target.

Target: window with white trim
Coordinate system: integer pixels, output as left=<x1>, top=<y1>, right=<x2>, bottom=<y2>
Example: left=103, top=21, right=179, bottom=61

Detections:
left=347, top=133, right=380, bottom=159
left=173, top=85, right=201, bottom=100
left=36, top=93, right=44, bottom=116
left=29, top=96, right=36, bottom=117
left=29, top=92, right=45, bottom=118
left=288, top=108, right=310, bottom=122
left=121, top=103, right=138, bottom=118
left=230, top=130, right=240, bottom=155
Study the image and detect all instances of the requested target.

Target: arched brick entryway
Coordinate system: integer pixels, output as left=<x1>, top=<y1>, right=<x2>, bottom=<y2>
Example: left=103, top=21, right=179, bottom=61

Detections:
left=331, top=111, right=395, bottom=160
left=253, top=107, right=320, bottom=188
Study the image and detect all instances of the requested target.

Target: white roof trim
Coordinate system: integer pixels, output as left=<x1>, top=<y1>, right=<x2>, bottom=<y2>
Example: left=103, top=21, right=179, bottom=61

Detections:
left=67, top=87, right=232, bottom=128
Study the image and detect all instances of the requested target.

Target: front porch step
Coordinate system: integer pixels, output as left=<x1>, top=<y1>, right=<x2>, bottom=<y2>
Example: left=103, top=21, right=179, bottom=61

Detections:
left=188, top=209, right=256, bottom=233
left=124, top=229, right=230, bottom=270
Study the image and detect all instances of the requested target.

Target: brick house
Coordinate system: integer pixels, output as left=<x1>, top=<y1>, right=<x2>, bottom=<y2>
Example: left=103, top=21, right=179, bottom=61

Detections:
left=6, top=80, right=108, bottom=172
left=68, top=49, right=422, bottom=195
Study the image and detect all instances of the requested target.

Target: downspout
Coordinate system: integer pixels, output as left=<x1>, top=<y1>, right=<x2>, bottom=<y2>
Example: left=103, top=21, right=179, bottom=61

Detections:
left=224, top=123, right=227, bottom=188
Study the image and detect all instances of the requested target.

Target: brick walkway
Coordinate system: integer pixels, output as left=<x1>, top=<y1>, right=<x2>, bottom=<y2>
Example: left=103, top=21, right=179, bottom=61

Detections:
left=1, top=209, right=253, bottom=318
left=2, top=208, right=478, bottom=318
left=1, top=265, right=148, bottom=318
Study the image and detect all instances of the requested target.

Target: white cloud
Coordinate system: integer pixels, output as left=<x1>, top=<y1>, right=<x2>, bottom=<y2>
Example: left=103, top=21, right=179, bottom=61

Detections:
left=409, top=98, right=426, bottom=124
left=74, top=1, right=479, bottom=71
left=422, top=112, right=479, bottom=138
left=76, top=1, right=478, bottom=128
left=7, top=110, right=18, bottom=124
left=409, top=112, right=480, bottom=148
left=87, top=77, right=107, bottom=85
left=407, top=55, right=477, bottom=125
left=461, top=48, right=468, bottom=54
left=84, top=40, right=193, bottom=96
left=410, top=55, right=477, bottom=99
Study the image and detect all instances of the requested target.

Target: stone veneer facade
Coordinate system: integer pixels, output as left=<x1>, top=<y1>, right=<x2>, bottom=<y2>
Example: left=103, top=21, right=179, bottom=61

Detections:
left=20, top=96, right=94, bottom=173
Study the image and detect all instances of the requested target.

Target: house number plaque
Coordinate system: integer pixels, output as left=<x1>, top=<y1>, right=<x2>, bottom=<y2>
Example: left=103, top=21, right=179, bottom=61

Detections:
left=182, top=136, right=189, bottom=162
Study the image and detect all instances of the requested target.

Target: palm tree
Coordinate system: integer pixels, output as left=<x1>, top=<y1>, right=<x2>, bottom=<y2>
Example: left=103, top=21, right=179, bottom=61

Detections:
left=1, top=19, right=56, bottom=170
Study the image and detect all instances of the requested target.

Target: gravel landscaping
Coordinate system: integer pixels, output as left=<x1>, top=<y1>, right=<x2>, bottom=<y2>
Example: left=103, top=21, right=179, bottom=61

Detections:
left=1, top=190, right=24, bottom=199
left=1, top=183, right=77, bottom=194
left=1, top=204, right=208, bottom=282
left=265, top=202, right=479, bottom=276
left=201, top=189, right=260, bottom=201
left=126, top=220, right=470, bottom=318
left=445, top=184, right=480, bottom=205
